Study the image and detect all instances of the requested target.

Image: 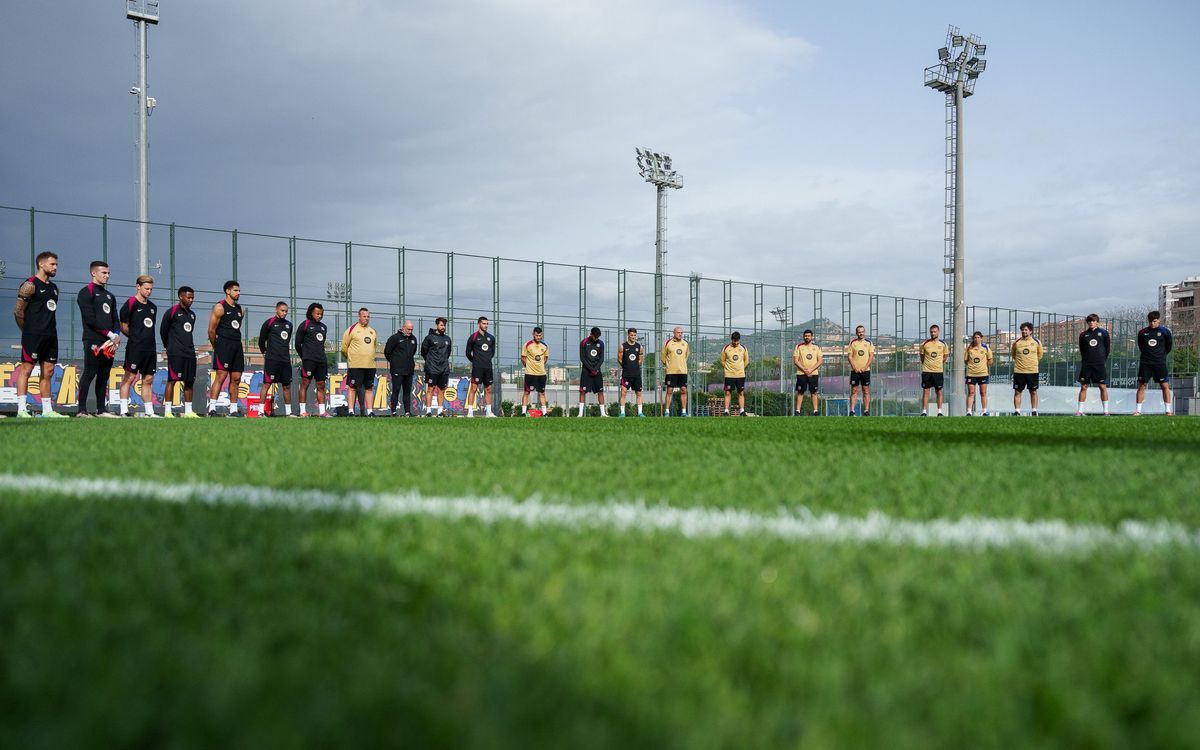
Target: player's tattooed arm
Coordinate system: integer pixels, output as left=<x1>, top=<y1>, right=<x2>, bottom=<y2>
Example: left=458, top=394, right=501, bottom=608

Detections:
left=13, top=281, right=34, bottom=329
left=207, top=303, right=222, bottom=347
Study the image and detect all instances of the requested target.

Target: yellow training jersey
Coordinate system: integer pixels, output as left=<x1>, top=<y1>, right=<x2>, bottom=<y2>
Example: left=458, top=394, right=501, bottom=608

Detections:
left=341, top=324, right=379, bottom=369
left=846, top=338, right=875, bottom=370
left=719, top=344, right=749, bottom=377
left=661, top=338, right=689, bottom=375
left=920, top=339, right=949, bottom=372
left=522, top=340, right=549, bottom=376
left=794, top=342, right=823, bottom=374
left=1010, top=335, right=1043, bottom=374
left=965, top=344, right=993, bottom=377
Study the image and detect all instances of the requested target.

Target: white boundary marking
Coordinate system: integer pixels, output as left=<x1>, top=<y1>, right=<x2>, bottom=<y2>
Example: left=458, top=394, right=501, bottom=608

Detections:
left=1, top=473, right=1197, bottom=554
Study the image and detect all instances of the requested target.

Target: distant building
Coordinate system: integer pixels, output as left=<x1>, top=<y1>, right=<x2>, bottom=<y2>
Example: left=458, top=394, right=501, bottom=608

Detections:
left=1159, top=276, right=1199, bottom=327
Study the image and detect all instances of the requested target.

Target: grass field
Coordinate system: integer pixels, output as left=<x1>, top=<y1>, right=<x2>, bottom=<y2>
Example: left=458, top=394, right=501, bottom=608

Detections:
left=2, top=417, right=1199, bottom=748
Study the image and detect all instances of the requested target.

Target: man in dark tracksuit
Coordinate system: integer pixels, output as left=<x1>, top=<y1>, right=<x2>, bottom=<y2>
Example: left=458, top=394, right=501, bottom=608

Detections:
left=577, top=326, right=607, bottom=417
left=76, top=261, right=121, bottom=416
left=384, top=320, right=418, bottom=416
left=1135, top=310, right=1174, bottom=416
left=420, top=316, right=452, bottom=416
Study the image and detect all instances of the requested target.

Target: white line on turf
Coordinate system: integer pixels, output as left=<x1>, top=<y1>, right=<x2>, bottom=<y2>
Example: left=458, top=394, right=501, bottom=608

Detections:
left=1, top=473, right=1197, bottom=554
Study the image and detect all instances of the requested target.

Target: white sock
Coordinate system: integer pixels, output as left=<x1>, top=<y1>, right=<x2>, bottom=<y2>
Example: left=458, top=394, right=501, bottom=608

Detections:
left=922, top=409, right=928, bottom=415
left=638, top=404, right=643, bottom=415
left=485, top=405, right=493, bottom=416
left=184, top=402, right=194, bottom=415
left=229, top=402, right=238, bottom=414
left=367, top=408, right=373, bottom=416
left=682, top=409, right=688, bottom=416
left=578, top=403, right=585, bottom=416
left=299, top=403, right=307, bottom=415
left=120, top=398, right=130, bottom=415
left=17, top=400, right=27, bottom=414
left=284, top=404, right=292, bottom=416
left=318, top=403, right=326, bottom=415
left=601, top=408, right=608, bottom=417
left=144, top=401, right=154, bottom=416
left=1165, top=401, right=1173, bottom=414
left=1135, top=403, right=1142, bottom=414
left=1102, top=400, right=1109, bottom=414
left=163, top=402, right=172, bottom=416
left=467, top=406, right=475, bottom=416
left=42, top=399, right=53, bottom=415
left=208, top=402, right=217, bottom=413
left=937, top=408, right=943, bottom=416
left=522, top=404, right=528, bottom=414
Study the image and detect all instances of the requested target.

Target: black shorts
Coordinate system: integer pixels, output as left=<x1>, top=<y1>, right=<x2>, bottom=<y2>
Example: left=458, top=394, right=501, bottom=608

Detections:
left=580, top=371, right=604, bottom=394
left=795, top=374, right=819, bottom=394
left=1078, top=363, right=1107, bottom=385
left=264, top=359, right=292, bottom=387
left=665, top=373, right=688, bottom=388
left=523, top=374, right=547, bottom=393
left=125, top=349, right=157, bottom=376
left=850, top=371, right=871, bottom=387
left=299, top=359, right=328, bottom=382
left=425, top=371, right=449, bottom=390
left=470, top=366, right=495, bottom=387
left=167, top=355, right=197, bottom=385
left=1138, top=361, right=1169, bottom=385
left=346, top=368, right=375, bottom=389
left=20, top=334, right=58, bottom=365
left=213, top=339, right=245, bottom=372
left=966, top=376, right=989, bottom=385
left=620, top=372, right=642, bottom=392
left=1013, top=373, right=1039, bottom=392
left=921, top=372, right=945, bottom=390
left=724, top=377, right=745, bottom=393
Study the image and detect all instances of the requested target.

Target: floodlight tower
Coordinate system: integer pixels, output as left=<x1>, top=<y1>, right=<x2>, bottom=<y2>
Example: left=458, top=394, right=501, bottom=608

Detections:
left=127, top=0, right=160, bottom=276
left=925, top=25, right=986, bottom=415
left=770, top=306, right=788, bottom=394
left=636, top=147, right=683, bottom=410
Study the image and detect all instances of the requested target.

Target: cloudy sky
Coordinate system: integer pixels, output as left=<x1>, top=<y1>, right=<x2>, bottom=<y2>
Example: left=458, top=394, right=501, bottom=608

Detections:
left=2, top=0, right=1197, bottom=319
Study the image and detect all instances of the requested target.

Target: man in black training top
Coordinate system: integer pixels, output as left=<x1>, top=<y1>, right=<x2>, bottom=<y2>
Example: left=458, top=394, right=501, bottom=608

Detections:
left=207, top=280, right=246, bottom=416
left=385, top=319, right=418, bottom=417
left=118, top=274, right=159, bottom=417
left=1076, top=313, right=1111, bottom=417
left=76, top=260, right=121, bottom=417
left=295, top=303, right=330, bottom=417
left=1134, top=310, right=1174, bottom=416
left=577, top=326, right=607, bottom=417
left=160, top=285, right=200, bottom=418
left=465, top=316, right=498, bottom=418
left=617, top=327, right=645, bottom=417
left=421, top=317, right=452, bottom=417
left=13, top=251, right=66, bottom=418
left=258, top=301, right=296, bottom=417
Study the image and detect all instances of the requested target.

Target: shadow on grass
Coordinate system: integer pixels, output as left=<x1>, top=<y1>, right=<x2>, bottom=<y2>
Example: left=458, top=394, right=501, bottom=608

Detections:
left=0, top=498, right=667, bottom=750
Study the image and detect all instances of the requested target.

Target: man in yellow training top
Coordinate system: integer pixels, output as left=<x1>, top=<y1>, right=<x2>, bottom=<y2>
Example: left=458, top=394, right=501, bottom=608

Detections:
left=793, top=329, right=823, bottom=416
left=920, top=323, right=949, bottom=416
left=520, top=326, right=550, bottom=416
left=661, top=326, right=690, bottom=417
left=719, top=331, right=749, bottom=417
left=341, top=307, right=380, bottom=416
left=1010, top=321, right=1043, bottom=417
left=964, top=330, right=993, bottom=417
left=846, top=325, right=875, bottom=417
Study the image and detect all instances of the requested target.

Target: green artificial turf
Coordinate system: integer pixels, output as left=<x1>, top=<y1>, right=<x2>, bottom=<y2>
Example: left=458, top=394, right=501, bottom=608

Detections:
left=1, top=417, right=1199, bottom=748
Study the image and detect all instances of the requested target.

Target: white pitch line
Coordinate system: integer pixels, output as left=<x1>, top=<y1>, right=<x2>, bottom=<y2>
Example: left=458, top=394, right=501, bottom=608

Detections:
left=1, top=473, right=1197, bottom=554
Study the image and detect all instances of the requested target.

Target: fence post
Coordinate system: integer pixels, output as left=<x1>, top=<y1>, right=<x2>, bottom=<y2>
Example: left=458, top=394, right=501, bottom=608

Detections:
left=102, top=214, right=109, bottom=263
left=28, top=207, right=35, bottom=275
left=288, top=237, right=297, bottom=316
left=231, top=229, right=238, bottom=280
left=169, top=222, right=176, bottom=293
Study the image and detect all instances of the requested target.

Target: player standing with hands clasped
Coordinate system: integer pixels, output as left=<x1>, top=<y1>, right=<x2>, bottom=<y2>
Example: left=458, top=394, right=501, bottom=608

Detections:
left=1010, top=322, right=1043, bottom=417
left=846, top=325, right=874, bottom=417
left=118, top=275, right=159, bottom=417
left=465, top=316, right=498, bottom=418
left=920, top=324, right=949, bottom=417
left=421, top=317, right=452, bottom=417
left=1076, top=314, right=1111, bottom=417
left=207, top=280, right=246, bottom=417
left=661, top=326, right=690, bottom=417
left=259, top=301, right=296, bottom=417
left=964, top=331, right=992, bottom=417
left=578, top=327, right=607, bottom=417
left=719, top=331, right=749, bottom=417
left=793, top=329, right=822, bottom=416
left=1134, top=311, right=1173, bottom=416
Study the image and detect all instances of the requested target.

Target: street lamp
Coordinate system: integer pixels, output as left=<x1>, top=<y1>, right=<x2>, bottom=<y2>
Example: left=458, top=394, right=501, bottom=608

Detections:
left=770, top=306, right=788, bottom=394
left=127, top=0, right=159, bottom=276
left=924, top=25, right=987, bottom=415
left=636, top=147, right=683, bottom=413
left=326, top=281, right=350, bottom=366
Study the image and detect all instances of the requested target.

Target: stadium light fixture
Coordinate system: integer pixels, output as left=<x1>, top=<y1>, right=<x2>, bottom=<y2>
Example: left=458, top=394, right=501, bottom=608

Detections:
left=924, top=24, right=987, bottom=416
left=770, top=306, right=788, bottom=394
left=636, top=147, right=684, bottom=411
left=938, top=47, right=950, bottom=60
left=127, top=0, right=160, bottom=276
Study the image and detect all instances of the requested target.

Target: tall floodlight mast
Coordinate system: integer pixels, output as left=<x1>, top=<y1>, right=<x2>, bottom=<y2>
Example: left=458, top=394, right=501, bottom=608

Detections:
left=924, top=25, right=986, bottom=415
left=127, top=0, right=160, bottom=276
left=636, top=147, right=683, bottom=411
